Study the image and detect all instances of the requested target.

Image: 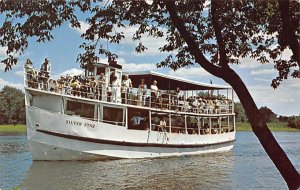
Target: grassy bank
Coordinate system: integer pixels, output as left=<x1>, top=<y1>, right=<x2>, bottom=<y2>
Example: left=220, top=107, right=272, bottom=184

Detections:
left=0, top=125, right=26, bottom=133
left=236, top=122, right=300, bottom=132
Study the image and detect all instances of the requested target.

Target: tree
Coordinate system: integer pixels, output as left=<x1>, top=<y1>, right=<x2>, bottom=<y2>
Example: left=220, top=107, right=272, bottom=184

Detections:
left=0, top=0, right=299, bottom=188
left=258, top=106, right=278, bottom=123
left=287, top=116, right=300, bottom=130
left=0, top=86, right=25, bottom=124
left=234, top=102, right=247, bottom=122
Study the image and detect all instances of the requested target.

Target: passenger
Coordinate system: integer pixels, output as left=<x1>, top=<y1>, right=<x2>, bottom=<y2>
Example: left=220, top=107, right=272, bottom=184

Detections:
left=71, top=78, right=80, bottom=96
left=173, top=87, right=180, bottom=106
left=49, top=79, right=54, bottom=92
left=131, top=112, right=146, bottom=128
left=177, top=96, right=184, bottom=111
left=57, top=77, right=65, bottom=94
left=64, top=75, right=72, bottom=95
left=214, top=99, right=221, bottom=114
left=89, top=77, right=97, bottom=99
left=150, top=80, right=159, bottom=107
left=182, top=98, right=191, bottom=112
left=192, top=97, right=199, bottom=112
left=40, top=58, right=51, bottom=90
left=121, top=74, right=132, bottom=104
left=137, top=79, right=147, bottom=106
left=111, top=75, right=121, bottom=103
left=24, top=59, right=34, bottom=87
left=80, top=79, right=89, bottom=98
left=31, top=69, right=39, bottom=89
left=106, top=85, right=112, bottom=102
left=198, top=98, right=206, bottom=113
left=97, top=73, right=106, bottom=100
left=159, top=117, right=167, bottom=132
left=208, top=99, right=214, bottom=114
left=53, top=80, right=59, bottom=93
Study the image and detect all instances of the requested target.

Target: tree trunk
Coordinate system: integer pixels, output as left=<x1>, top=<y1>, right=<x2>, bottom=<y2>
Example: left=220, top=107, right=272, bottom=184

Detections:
left=221, top=69, right=300, bottom=190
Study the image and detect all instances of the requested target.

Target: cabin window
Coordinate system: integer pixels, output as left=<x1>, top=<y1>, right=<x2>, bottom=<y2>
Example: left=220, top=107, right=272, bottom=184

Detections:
left=96, top=67, right=105, bottom=76
left=151, top=112, right=169, bottom=132
left=66, top=100, right=95, bottom=120
left=103, top=106, right=124, bottom=126
left=187, top=116, right=198, bottom=134
left=128, top=108, right=148, bottom=130
left=171, top=114, right=185, bottom=133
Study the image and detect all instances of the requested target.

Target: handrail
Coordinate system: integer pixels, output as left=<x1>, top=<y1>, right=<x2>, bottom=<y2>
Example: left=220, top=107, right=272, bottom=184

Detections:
left=24, top=70, right=233, bottom=115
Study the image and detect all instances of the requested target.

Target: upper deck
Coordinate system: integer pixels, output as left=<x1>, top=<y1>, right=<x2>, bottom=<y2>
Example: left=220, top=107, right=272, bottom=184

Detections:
left=24, top=61, right=234, bottom=116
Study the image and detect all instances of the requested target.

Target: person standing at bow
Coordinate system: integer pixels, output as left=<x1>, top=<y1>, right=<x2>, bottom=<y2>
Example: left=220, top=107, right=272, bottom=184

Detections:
left=40, top=58, right=51, bottom=90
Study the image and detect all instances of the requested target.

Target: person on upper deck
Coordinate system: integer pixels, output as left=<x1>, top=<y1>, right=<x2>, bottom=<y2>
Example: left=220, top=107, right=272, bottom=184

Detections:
left=24, top=59, right=35, bottom=88
left=137, top=79, right=147, bottom=106
left=97, top=73, right=106, bottom=100
left=39, top=58, right=51, bottom=90
left=71, top=77, right=80, bottom=96
left=111, top=75, right=121, bottom=103
left=24, top=59, right=34, bottom=71
left=173, top=87, right=180, bottom=106
left=121, top=74, right=132, bottom=104
left=40, top=58, right=51, bottom=78
left=89, top=77, right=97, bottom=99
left=151, top=80, right=159, bottom=107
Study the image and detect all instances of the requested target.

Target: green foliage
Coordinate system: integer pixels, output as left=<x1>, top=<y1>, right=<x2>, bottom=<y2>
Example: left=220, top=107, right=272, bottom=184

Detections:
left=234, top=102, right=247, bottom=122
left=287, top=116, right=300, bottom=129
left=0, top=0, right=83, bottom=71
left=0, top=86, right=25, bottom=124
left=258, top=106, right=278, bottom=123
left=0, top=0, right=299, bottom=87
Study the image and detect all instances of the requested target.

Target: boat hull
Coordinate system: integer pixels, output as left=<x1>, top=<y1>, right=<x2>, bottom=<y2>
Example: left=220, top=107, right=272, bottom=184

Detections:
left=26, top=106, right=235, bottom=161
left=28, top=136, right=234, bottom=161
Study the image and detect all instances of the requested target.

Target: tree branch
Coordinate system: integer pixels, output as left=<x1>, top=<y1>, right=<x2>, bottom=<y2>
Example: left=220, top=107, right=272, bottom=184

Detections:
left=164, top=1, right=224, bottom=78
left=278, top=0, right=300, bottom=67
left=211, top=0, right=229, bottom=68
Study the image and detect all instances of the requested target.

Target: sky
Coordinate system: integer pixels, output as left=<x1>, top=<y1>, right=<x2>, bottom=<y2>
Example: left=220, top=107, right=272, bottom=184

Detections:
left=0, top=20, right=299, bottom=117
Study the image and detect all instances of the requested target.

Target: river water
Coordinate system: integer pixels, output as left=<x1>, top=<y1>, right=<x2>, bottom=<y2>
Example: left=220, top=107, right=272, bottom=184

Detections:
left=0, top=131, right=299, bottom=190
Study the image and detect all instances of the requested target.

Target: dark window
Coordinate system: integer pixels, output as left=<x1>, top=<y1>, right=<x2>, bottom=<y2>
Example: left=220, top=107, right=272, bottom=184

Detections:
left=171, top=114, right=185, bottom=133
left=66, top=100, right=95, bottom=120
left=103, top=106, right=124, bottom=126
left=96, top=67, right=105, bottom=76
left=151, top=112, right=169, bottom=132
left=128, top=108, right=148, bottom=130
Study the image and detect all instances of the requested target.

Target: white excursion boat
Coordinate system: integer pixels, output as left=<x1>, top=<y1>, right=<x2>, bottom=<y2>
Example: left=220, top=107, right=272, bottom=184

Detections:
left=24, top=60, right=236, bottom=161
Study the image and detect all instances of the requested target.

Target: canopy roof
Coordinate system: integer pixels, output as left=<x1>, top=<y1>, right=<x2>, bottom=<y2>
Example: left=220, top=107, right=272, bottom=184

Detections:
left=124, top=71, right=231, bottom=90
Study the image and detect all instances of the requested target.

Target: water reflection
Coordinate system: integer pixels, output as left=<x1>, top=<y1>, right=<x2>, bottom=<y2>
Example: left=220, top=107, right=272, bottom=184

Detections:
left=22, top=152, right=235, bottom=190
left=2, top=132, right=299, bottom=189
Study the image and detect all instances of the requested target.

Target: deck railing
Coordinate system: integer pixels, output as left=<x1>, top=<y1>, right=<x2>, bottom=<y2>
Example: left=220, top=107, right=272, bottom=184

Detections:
left=24, top=70, right=233, bottom=115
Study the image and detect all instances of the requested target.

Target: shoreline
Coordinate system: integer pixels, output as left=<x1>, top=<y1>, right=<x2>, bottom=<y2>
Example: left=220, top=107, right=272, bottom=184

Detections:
left=0, top=125, right=27, bottom=133
left=235, top=122, right=300, bottom=132
left=1, top=123, right=299, bottom=133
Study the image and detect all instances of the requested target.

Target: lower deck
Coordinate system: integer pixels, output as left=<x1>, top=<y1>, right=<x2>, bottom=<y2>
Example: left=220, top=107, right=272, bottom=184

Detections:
left=25, top=88, right=236, bottom=137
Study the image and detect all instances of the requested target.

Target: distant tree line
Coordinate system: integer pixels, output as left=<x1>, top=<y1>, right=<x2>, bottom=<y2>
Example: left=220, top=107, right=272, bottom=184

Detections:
left=278, top=116, right=300, bottom=130
left=235, top=102, right=300, bottom=130
left=0, top=86, right=25, bottom=125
